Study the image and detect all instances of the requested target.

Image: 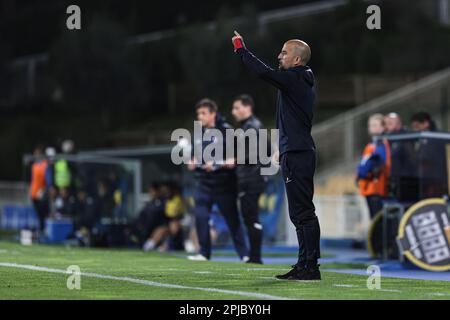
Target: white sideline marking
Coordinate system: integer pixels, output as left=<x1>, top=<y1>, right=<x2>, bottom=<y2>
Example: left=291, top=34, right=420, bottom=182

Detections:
left=167, top=268, right=183, bottom=271
left=429, top=292, right=450, bottom=297
left=245, top=268, right=286, bottom=271
left=332, top=283, right=403, bottom=293
left=333, top=284, right=358, bottom=288
left=379, top=289, right=402, bottom=293
left=0, top=262, right=291, bottom=300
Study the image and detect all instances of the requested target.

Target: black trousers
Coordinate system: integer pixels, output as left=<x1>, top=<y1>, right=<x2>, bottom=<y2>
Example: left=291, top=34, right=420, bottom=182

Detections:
left=366, top=195, right=383, bottom=219
left=281, top=150, right=321, bottom=264
left=194, top=188, right=249, bottom=260
left=238, top=184, right=263, bottom=261
left=33, top=199, right=48, bottom=231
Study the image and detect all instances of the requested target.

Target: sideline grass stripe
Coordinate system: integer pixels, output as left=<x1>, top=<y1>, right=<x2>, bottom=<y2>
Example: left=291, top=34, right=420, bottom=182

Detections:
left=0, top=262, right=292, bottom=300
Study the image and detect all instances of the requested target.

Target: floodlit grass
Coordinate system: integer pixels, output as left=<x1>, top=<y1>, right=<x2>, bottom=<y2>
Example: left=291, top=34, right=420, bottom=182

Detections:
left=0, top=241, right=449, bottom=300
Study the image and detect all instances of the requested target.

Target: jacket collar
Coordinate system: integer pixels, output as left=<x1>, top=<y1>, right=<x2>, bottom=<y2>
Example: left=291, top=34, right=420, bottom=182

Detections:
left=289, top=65, right=310, bottom=71
left=239, top=115, right=254, bottom=126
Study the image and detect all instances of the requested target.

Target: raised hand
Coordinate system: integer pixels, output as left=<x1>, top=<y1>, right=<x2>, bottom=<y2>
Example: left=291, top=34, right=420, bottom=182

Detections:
left=232, top=30, right=245, bottom=51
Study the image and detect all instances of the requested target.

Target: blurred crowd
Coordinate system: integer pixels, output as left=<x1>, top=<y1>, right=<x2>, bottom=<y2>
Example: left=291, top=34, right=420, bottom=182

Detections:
left=29, top=140, right=129, bottom=245
left=29, top=136, right=243, bottom=253
left=357, top=111, right=445, bottom=218
left=29, top=138, right=193, bottom=251
left=128, top=181, right=186, bottom=252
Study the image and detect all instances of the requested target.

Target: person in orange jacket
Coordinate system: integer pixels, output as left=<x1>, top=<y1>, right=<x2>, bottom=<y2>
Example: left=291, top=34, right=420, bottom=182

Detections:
left=357, top=114, right=391, bottom=219
left=30, top=145, right=49, bottom=231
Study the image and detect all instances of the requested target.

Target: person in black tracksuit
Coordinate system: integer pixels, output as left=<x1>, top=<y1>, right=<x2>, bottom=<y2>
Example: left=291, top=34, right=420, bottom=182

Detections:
left=231, top=94, right=267, bottom=264
left=232, top=31, right=321, bottom=280
left=187, top=98, right=249, bottom=261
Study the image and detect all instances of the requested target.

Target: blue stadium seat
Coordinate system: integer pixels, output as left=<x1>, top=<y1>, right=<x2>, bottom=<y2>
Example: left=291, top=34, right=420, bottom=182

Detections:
left=1, top=205, right=40, bottom=230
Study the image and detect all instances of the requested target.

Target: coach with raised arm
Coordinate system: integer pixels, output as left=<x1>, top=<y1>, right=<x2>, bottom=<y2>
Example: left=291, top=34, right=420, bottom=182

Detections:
left=232, top=31, right=321, bottom=280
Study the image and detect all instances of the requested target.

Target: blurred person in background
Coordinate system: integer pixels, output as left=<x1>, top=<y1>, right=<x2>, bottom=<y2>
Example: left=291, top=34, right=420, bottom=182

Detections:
left=108, top=171, right=127, bottom=220
left=49, top=141, right=76, bottom=220
left=54, top=139, right=75, bottom=196
left=384, top=113, right=416, bottom=200
left=357, top=114, right=391, bottom=219
left=44, top=147, right=58, bottom=216
left=187, top=98, right=249, bottom=261
left=163, top=182, right=186, bottom=251
left=97, top=178, right=116, bottom=220
left=54, top=187, right=77, bottom=217
left=410, top=111, right=438, bottom=132
left=231, top=94, right=267, bottom=264
left=30, top=145, right=49, bottom=231
left=133, top=182, right=168, bottom=251
left=384, top=113, right=407, bottom=134
left=73, top=187, right=100, bottom=246
left=410, top=112, right=446, bottom=197
left=44, top=147, right=56, bottom=188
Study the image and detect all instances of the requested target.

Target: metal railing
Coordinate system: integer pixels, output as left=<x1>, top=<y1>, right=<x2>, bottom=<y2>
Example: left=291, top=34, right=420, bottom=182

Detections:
left=0, top=181, right=29, bottom=206
left=284, top=194, right=370, bottom=244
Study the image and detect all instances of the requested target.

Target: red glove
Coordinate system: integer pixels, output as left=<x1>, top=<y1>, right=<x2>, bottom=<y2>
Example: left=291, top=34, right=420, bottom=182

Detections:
left=232, top=30, right=245, bottom=51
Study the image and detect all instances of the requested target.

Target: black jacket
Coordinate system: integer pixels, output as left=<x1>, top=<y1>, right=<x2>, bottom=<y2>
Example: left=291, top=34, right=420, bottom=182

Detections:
left=192, top=113, right=237, bottom=193
left=236, top=47, right=316, bottom=155
left=235, top=115, right=267, bottom=191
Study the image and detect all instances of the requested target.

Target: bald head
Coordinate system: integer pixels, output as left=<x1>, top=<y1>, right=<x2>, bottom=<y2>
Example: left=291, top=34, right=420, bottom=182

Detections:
left=384, top=112, right=403, bottom=133
left=286, top=40, right=311, bottom=65
left=278, top=39, right=311, bottom=70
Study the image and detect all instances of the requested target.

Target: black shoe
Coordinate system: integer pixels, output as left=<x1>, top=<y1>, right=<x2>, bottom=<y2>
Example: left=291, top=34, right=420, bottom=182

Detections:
left=246, top=258, right=263, bottom=264
left=306, top=267, right=321, bottom=280
left=275, top=264, right=302, bottom=280
left=287, top=264, right=321, bottom=281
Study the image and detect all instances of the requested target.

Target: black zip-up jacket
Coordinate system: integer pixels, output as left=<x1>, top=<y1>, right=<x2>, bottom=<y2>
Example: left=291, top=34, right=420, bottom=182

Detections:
left=192, top=113, right=237, bottom=193
left=235, top=115, right=266, bottom=191
left=236, top=47, right=316, bottom=155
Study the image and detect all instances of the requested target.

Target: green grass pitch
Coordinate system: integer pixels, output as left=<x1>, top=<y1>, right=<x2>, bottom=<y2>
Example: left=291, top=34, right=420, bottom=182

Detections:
left=0, top=241, right=449, bottom=300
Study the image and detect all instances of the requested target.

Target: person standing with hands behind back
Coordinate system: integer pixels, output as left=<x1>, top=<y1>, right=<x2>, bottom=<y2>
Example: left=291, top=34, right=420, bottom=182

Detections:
left=231, top=94, right=266, bottom=264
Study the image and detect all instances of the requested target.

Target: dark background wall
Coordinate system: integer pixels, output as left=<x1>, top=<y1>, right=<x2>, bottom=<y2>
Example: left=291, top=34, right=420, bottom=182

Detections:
left=1, top=0, right=450, bottom=180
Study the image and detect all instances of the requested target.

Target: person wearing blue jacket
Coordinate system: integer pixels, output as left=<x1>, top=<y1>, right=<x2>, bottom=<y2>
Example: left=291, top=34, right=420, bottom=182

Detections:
left=357, top=140, right=389, bottom=180
left=357, top=114, right=390, bottom=219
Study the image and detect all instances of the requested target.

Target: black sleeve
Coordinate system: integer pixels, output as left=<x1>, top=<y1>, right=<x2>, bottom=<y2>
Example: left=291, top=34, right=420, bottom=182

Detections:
left=236, top=48, right=296, bottom=91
